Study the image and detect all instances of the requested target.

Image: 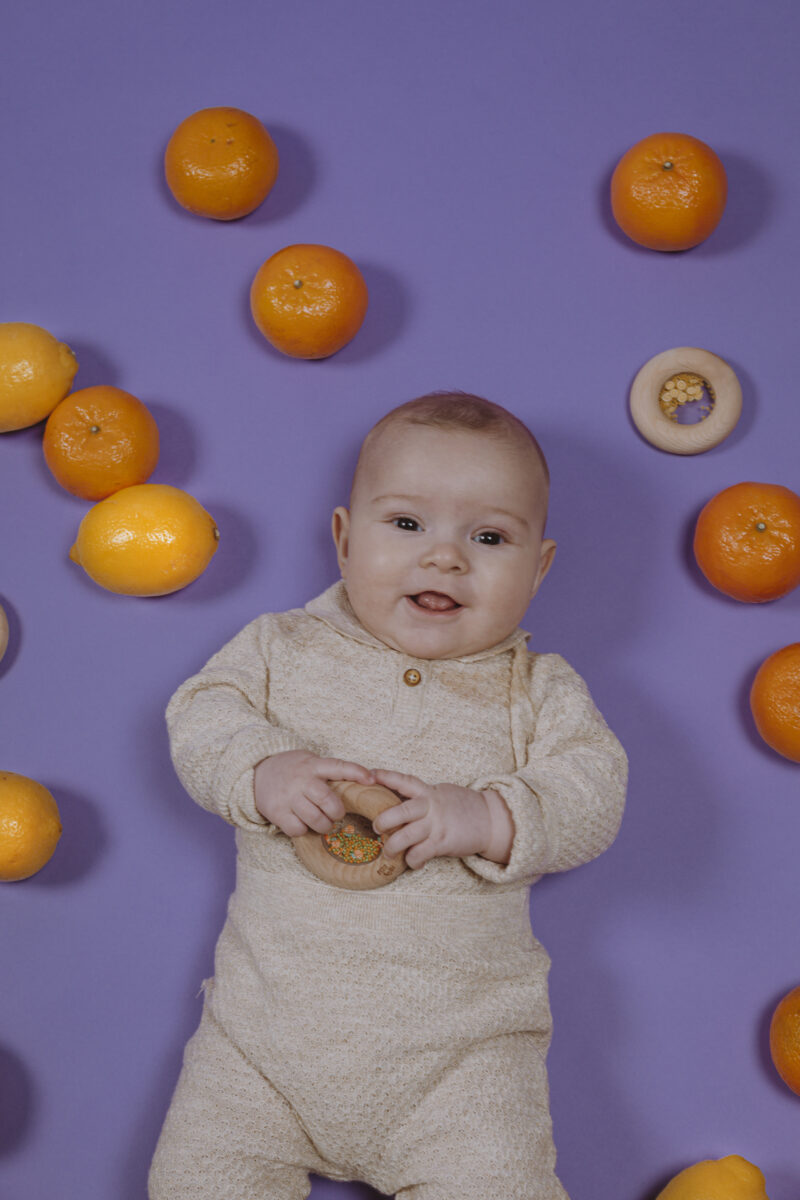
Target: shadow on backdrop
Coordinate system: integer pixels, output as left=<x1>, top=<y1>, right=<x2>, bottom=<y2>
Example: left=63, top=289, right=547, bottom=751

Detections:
left=249, top=122, right=317, bottom=224
left=0, top=592, right=22, bottom=680
left=147, top=401, right=199, bottom=489
left=59, top=338, right=120, bottom=391
left=166, top=501, right=261, bottom=603
left=524, top=429, right=726, bottom=1193
left=122, top=699, right=238, bottom=1200
left=31, top=784, right=108, bottom=887
left=0, top=1044, right=35, bottom=1157
left=329, top=262, right=411, bottom=365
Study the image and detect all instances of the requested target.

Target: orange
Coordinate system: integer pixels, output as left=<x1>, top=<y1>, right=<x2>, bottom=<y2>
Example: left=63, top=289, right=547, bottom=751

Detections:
left=611, top=132, right=727, bottom=251
left=164, top=106, right=279, bottom=220
left=750, top=644, right=800, bottom=763
left=0, top=322, right=78, bottom=432
left=0, top=771, right=62, bottom=881
left=43, top=385, right=160, bottom=500
left=693, top=482, right=800, bottom=603
left=770, top=984, right=800, bottom=1094
left=655, top=1155, right=768, bottom=1200
left=250, top=243, right=369, bottom=359
left=69, top=484, right=219, bottom=596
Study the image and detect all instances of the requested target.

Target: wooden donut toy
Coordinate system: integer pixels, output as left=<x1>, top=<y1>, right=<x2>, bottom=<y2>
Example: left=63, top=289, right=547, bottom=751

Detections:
left=292, top=780, right=407, bottom=890
left=629, top=346, right=742, bottom=454
left=0, top=604, right=8, bottom=665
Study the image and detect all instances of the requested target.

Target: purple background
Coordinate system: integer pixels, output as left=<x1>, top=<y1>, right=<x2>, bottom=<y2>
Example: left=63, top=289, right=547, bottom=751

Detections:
left=2, top=2, right=800, bottom=1197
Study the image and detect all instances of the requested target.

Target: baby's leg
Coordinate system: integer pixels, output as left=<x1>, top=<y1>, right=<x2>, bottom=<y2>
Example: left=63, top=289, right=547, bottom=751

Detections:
left=148, top=1004, right=325, bottom=1200
left=382, top=1032, right=569, bottom=1200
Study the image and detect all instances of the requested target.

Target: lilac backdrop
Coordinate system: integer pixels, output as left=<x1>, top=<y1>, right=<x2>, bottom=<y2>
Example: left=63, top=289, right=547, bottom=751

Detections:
left=2, top=2, right=800, bottom=1197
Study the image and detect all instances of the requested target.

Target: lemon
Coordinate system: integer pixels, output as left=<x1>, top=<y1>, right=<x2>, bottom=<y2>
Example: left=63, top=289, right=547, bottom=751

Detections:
left=69, top=483, right=220, bottom=596
left=0, top=771, right=62, bottom=881
left=656, top=1155, right=769, bottom=1200
left=0, top=322, right=78, bottom=432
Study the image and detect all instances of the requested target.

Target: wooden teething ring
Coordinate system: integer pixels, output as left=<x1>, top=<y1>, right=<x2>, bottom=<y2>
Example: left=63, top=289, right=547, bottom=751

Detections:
left=629, top=346, right=742, bottom=455
left=0, top=604, right=8, bottom=665
left=292, top=780, right=407, bottom=890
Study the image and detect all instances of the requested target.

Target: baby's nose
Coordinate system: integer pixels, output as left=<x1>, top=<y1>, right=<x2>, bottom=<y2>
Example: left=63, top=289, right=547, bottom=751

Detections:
left=420, top=540, right=468, bottom=571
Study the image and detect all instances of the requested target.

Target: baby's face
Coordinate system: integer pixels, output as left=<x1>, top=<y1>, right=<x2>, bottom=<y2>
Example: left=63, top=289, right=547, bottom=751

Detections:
left=332, top=422, right=556, bottom=659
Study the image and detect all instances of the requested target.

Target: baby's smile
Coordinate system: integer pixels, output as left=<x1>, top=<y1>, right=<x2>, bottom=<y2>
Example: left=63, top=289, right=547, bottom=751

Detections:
left=407, top=591, right=462, bottom=613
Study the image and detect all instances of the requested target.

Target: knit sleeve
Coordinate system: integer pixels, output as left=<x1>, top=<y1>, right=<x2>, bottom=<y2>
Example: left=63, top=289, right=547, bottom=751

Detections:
left=462, top=653, right=627, bottom=885
left=165, top=615, right=311, bottom=829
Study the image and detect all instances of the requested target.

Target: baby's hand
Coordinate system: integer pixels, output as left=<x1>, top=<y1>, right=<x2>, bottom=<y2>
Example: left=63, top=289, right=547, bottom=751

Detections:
left=254, top=750, right=375, bottom=837
left=371, top=769, right=512, bottom=869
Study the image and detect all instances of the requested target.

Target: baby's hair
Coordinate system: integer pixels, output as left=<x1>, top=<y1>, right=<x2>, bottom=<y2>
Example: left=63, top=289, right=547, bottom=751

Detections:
left=360, top=390, right=550, bottom=485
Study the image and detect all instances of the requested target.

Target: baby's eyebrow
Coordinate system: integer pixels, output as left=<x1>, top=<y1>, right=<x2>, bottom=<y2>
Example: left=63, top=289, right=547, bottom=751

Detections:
left=370, top=493, right=427, bottom=506
left=483, top=507, right=530, bottom=530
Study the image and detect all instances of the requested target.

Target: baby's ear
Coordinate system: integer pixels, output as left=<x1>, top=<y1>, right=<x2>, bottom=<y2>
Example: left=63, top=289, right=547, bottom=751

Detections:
left=331, top=507, right=351, bottom=574
left=532, top=539, right=557, bottom=597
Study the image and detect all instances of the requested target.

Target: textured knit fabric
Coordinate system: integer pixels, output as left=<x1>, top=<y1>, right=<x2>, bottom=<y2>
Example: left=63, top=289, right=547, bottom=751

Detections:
left=149, top=581, right=627, bottom=1199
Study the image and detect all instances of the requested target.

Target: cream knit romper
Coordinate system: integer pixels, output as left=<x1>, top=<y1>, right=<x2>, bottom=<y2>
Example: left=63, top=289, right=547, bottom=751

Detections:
left=149, top=583, right=627, bottom=1200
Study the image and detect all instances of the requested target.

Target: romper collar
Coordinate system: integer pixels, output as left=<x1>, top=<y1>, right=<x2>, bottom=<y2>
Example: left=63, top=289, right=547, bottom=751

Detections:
left=305, top=580, right=530, bottom=663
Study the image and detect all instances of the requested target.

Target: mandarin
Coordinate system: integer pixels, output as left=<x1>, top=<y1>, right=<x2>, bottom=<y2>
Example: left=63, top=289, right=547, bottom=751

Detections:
left=0, top=322, right=78, bottom=432
left=69, top=483, right=219, bottom=596
left=769, top=984, right=800, bottom=1095
left=655, top=1155, right=768, bottom=1200
left=611, top=132, right=727, bottom=251
left=693, top=482, right=800, bottom=603
left=750, top=644, right=800, bottom=763
left=43, top=385, right=160, bottom=500
left=165, top=106, right=279, bottom=221
left=250, top=243, right=369, bottom=359
left=0, top=771, right=62, bottom=882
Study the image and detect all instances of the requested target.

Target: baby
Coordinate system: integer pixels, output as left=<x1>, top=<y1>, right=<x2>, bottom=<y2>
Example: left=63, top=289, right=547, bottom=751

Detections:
left=149, top=392, right=627, bottom=1200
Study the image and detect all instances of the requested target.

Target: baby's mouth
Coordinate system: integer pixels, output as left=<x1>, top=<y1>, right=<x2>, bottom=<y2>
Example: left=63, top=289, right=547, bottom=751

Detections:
left=409, top=591, right=462, bottom=612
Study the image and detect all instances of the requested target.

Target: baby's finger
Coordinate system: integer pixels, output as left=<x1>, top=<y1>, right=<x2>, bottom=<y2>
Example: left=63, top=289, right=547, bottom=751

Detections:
left=315, top=757, right=375, bottom=786
left=294, top=797, right=337, bottom=834
left=405, top=840, right=437, bottom=870
left=382, top=818, right=430, bottom=860
left=305, top=778, right=347, bottom=820
left=373, top=798, right=424, bottom=835
left=277, top=811, right=311, bottom=838
left=372, top=768, right=428, bottom=800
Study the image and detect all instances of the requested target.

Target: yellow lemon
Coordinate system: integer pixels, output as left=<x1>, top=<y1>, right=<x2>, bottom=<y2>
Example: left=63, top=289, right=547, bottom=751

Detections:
left=69, top=483, right=220, bottom=596
left=0, top=772, right=62, bottom=881
left=656, top=1155, right=769, bottom=1200
left=0, top=322, right=79, bottom=432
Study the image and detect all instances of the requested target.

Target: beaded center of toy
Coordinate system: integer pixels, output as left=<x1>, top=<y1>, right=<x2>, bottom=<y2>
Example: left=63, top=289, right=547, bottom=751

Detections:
left=659, top=372, right=716, bottom=424
left=323, top=813, right=383, bottom=864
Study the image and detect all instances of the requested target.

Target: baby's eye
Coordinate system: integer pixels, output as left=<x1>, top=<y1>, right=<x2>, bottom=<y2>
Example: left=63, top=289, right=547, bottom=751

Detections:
left=473, top=530, right=504, bottom=546
left=392, top=516, right=422, bottom=532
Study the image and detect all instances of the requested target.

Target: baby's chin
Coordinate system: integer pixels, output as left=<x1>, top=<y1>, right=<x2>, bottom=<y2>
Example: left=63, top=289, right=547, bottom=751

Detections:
left=359, top=609, right=507, bottom=660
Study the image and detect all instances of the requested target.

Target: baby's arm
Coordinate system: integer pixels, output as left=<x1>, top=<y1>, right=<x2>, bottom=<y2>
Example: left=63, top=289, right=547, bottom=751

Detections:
left=166, top=616, right=371, bottom=830
left=375, top=653, right=627, bottom=881
left=461, top=652, right=628, bottom=885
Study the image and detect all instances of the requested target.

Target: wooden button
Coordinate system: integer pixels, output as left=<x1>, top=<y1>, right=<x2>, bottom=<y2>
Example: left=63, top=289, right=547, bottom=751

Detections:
left=403, top=668, right=421, bottom=686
